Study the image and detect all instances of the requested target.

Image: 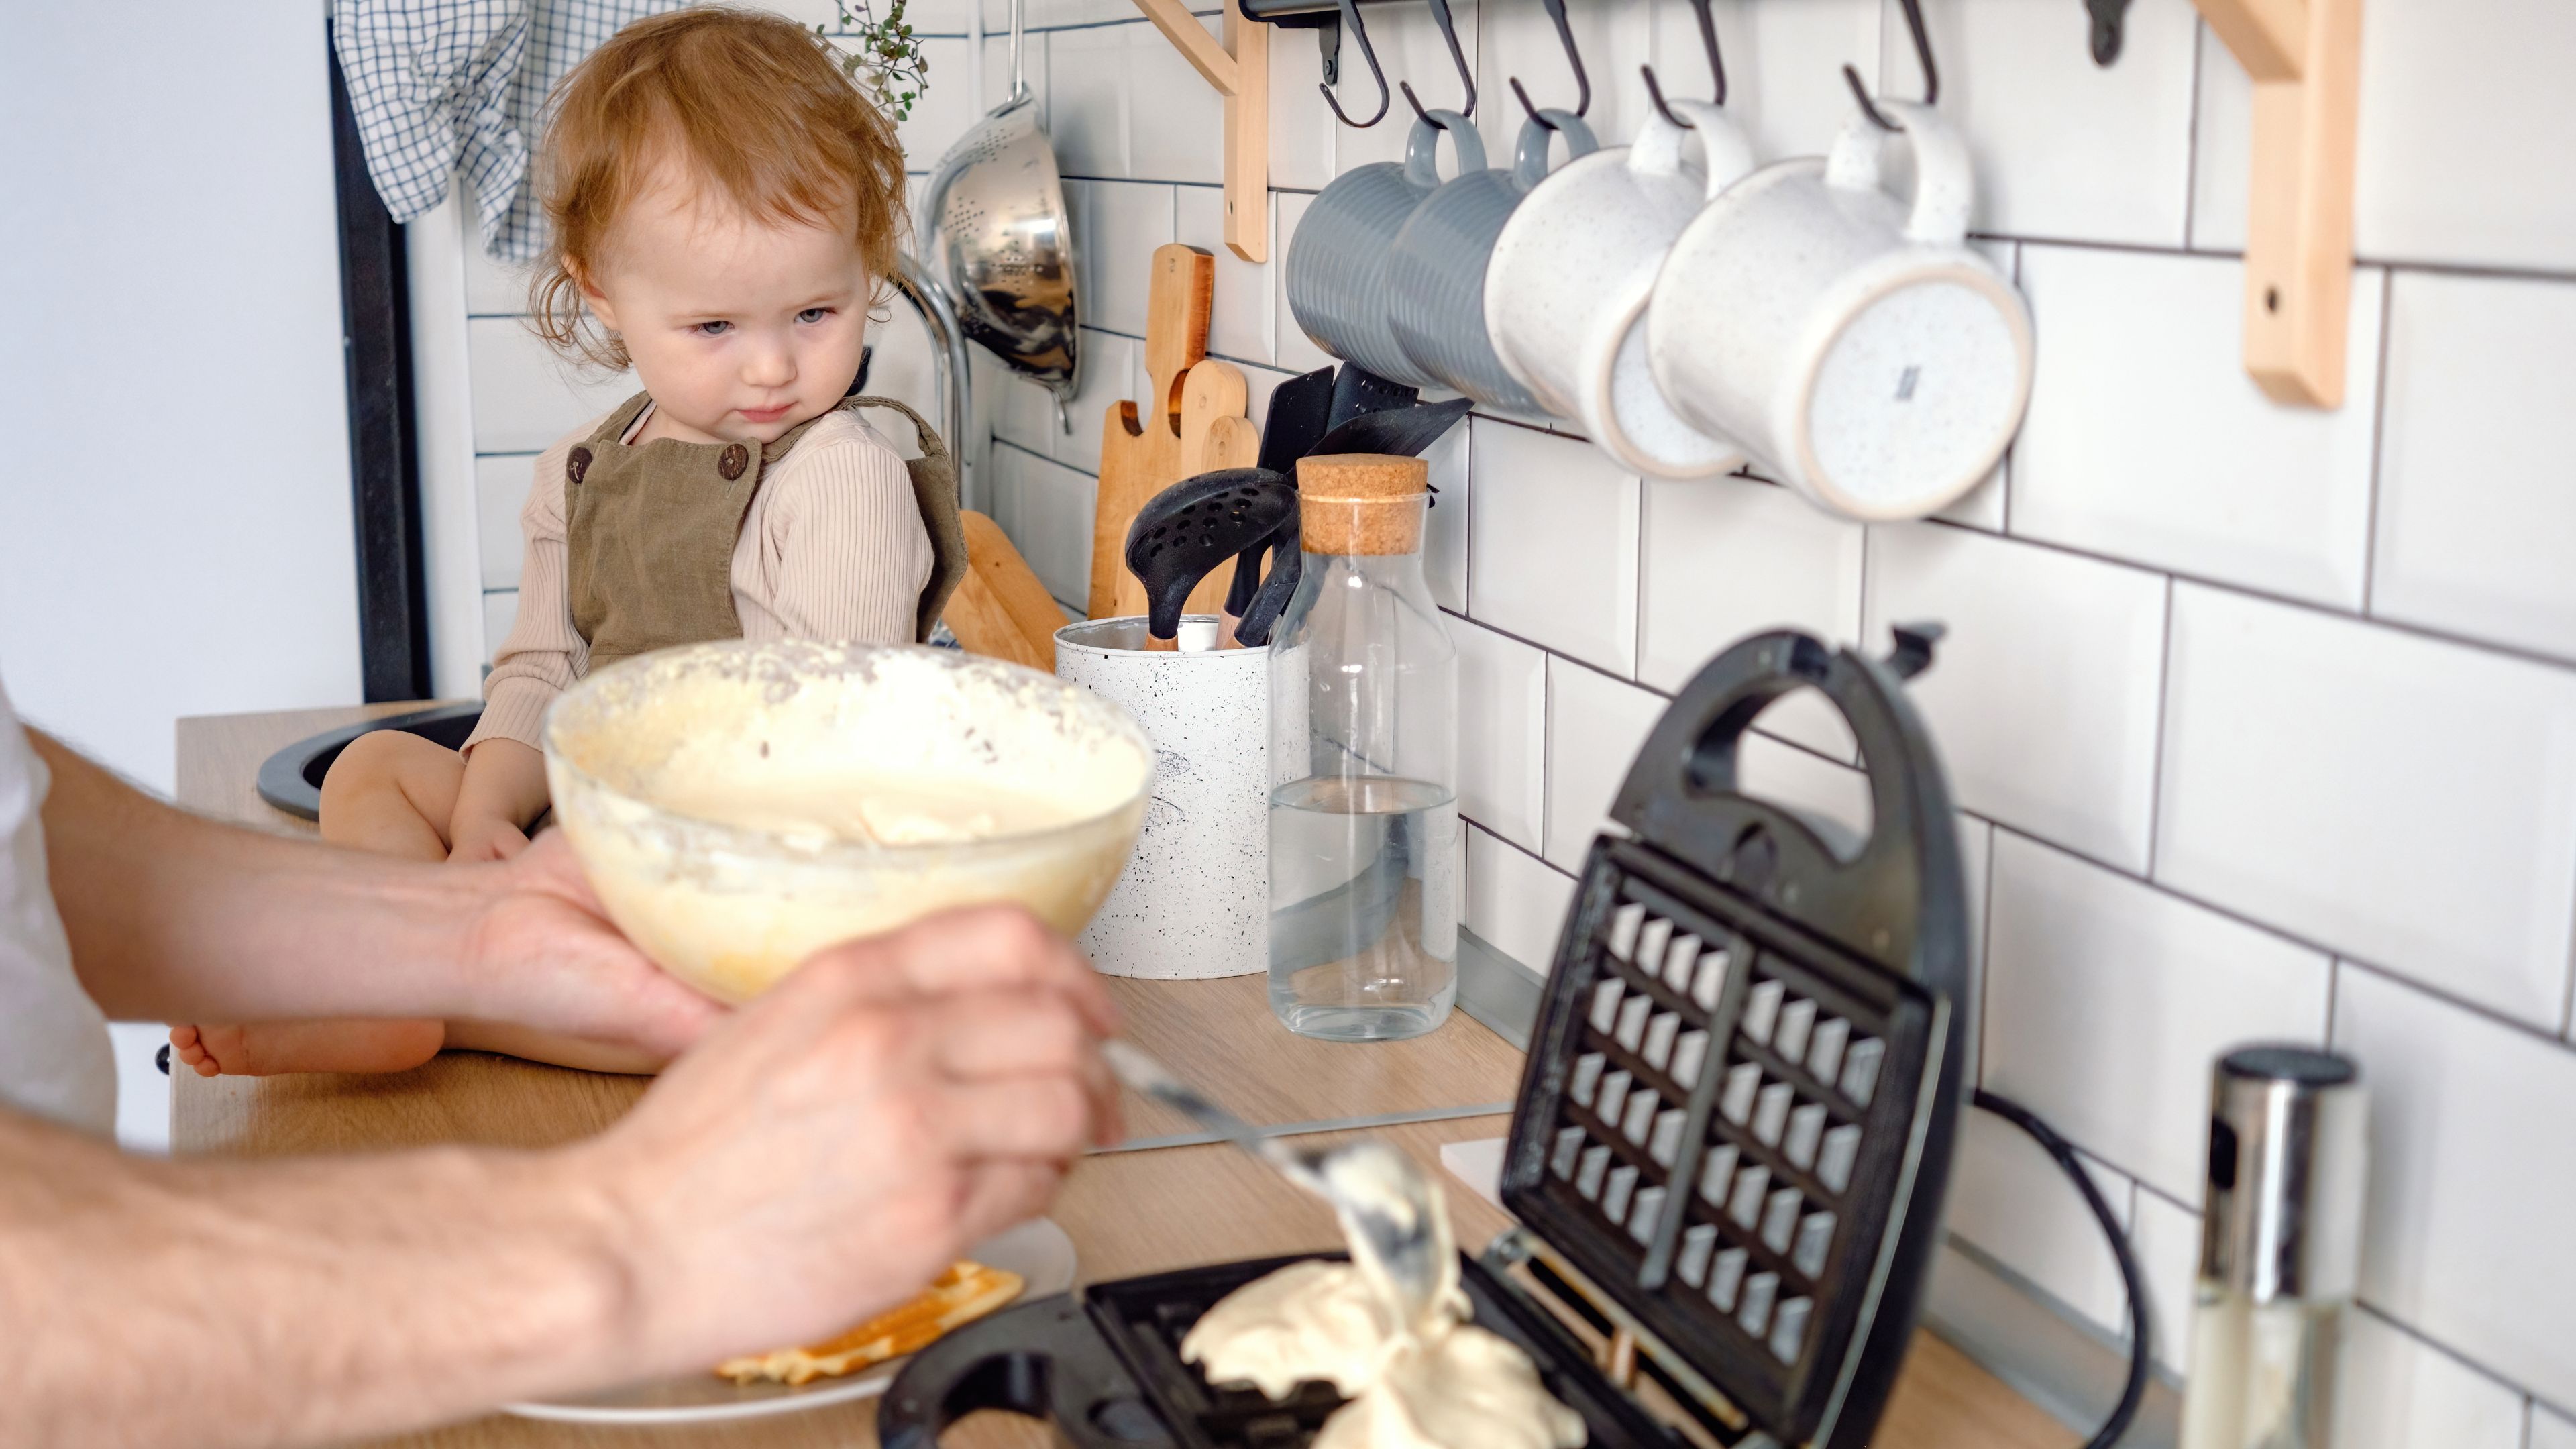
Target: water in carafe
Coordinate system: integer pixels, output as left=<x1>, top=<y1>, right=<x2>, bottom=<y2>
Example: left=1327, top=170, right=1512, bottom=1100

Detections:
left=1265, top=458, right=1459, bottom=1041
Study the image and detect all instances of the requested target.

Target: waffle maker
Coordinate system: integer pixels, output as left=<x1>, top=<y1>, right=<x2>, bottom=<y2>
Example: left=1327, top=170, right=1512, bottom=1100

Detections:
left=880, top=627, right=1972, bottom=1449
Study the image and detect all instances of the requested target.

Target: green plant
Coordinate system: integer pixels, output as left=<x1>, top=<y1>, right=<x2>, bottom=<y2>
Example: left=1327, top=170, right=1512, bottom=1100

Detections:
left=822, top=0, right=930, bottom=122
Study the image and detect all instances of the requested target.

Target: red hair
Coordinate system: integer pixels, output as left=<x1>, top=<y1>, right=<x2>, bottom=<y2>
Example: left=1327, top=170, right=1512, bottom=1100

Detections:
left=529, top=6, right=909, bottom=368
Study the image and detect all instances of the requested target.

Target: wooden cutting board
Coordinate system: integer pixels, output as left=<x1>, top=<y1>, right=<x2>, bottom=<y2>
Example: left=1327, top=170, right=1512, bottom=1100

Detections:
left=943, top=510, right=1064, bottom=671
left=1132, top=358, right=1266, bottom=623
left=1089, top=244, right=1212, bottom=620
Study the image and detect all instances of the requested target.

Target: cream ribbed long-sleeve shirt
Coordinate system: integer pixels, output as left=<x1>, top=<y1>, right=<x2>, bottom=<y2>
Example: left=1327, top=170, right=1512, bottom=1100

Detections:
left=466, top=403, right=934, bottom=754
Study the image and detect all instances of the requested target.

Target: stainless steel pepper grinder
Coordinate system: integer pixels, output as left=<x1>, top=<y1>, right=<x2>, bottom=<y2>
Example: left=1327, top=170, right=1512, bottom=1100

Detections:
left=2177, top=1045, right=2369, bottom=1449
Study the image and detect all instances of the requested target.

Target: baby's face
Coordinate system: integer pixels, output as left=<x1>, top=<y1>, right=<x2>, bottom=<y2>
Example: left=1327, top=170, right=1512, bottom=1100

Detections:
left=585, top=175, right=871, bottom=447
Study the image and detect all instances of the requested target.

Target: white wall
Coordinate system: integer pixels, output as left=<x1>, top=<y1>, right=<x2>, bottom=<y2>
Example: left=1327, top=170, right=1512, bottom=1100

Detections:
left=0, top=2, right=361, bottom=793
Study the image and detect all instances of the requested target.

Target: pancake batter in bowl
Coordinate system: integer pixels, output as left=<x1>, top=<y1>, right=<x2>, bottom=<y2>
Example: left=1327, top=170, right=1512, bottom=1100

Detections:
left=644, top=775, right=1079, bottom=849
left=546, top=641, right=1152, bottom=1004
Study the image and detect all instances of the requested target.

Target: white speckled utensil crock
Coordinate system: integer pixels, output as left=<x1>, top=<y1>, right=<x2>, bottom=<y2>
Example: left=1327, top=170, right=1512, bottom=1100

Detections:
left=1055, top=617, right=1267, bottom=979
left=1484, top=99, right=1755, bottom=480
left=1646, top=101, right=2035, bottom=522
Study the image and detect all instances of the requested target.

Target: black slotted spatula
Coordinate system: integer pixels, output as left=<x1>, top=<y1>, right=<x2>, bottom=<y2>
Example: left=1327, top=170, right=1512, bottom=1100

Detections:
left=1125, top=469, right=1301, bottom=645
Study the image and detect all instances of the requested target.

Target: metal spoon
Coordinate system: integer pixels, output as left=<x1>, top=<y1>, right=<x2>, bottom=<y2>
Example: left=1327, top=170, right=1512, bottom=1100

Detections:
left=1101, top=1041, right=1450, bottom=1333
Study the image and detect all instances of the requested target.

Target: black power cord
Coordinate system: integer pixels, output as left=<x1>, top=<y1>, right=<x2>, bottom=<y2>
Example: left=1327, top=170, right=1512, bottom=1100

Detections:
left=1970, top=1088, right=2153, bottom=1449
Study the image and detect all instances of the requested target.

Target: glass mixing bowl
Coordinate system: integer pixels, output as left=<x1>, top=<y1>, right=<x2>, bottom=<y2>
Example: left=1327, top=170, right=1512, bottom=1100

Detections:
left=544, top=641, right=1152, bottom=1004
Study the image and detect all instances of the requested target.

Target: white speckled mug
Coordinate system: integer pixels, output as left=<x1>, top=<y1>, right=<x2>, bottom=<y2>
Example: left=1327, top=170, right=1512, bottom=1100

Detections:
left=1055, top=617, right=1267, bottom=979
left=1485, top=100, right=1757, bottom=479
left=1646, top=101, right=2033, bottom=521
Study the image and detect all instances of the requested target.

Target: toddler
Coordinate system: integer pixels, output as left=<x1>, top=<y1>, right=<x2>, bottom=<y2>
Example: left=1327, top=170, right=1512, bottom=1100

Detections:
left=174, top=6, right=965, bottom=1077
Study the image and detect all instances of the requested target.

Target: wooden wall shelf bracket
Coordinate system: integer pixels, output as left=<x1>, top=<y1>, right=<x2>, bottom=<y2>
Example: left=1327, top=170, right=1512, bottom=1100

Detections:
left=1131, top=0, right=1272, bottom=263
left=2190, top=0, right=2363, bottom=407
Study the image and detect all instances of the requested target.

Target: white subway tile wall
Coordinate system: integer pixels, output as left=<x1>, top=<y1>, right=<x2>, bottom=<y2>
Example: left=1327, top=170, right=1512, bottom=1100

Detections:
left=1943, top=1111, right=2135, bottom=1333
left=1466, top=419, right=1641, bottom=676
left=1454, top=616, right=1548, bottom=852
left=2331, top=1312, right=2530, bottom=1449
left=1864, top=523, right=2168, bottom=871
left=1540, top=657, right=1664, bottom=870
left=1982, top=830, right=2331, bottom=1201
left=2335, top=968, right=2576, bottom=1409
left=1464, top=822, right=1577, bottom=981
left=474, top=455, right=536, bottom=591
left=420, top=2, right=2576, bottom=1430
left=2125, top=1186, right=2201, bottom=1373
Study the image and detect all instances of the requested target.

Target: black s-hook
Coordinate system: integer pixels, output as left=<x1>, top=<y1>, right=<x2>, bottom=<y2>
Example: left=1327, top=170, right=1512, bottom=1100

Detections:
left=1320, top=0, right=1391, bottom=129
left=1398, top=0, right=1476, bottom=125
left=1641, top=0, right=1725, bottom=129
left=1508, top=0, right=1589, bottom=131
left=1845, top=0, right=1937, bottom=131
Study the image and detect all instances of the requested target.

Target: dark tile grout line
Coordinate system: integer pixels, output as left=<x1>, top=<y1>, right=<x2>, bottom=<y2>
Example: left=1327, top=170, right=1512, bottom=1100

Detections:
left=2141, top=578, right=2177, bottom=874
left=2324, top=955, right=2343, bottom=1056
left=2180, top=17, right=2204, bottom=250
left=1975, top=816, right=1998, bottom=1096
left=2359, top=266, right=2397, bottom=614
left=1462, top=813, right=1576, bottom=885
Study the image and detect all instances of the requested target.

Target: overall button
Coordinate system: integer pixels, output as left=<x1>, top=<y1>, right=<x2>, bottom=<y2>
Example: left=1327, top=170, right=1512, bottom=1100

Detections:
left=566, top=446, right=592, bottom=484
left=719, top=443, right=751, bottom=479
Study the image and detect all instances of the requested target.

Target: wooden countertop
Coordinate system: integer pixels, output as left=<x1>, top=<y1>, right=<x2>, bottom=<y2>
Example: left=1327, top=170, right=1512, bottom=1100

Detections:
left=169, top=705, right=2075, bottom=1449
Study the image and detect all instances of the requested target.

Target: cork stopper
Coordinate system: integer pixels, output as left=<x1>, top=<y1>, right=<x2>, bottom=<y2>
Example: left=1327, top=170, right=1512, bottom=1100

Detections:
left=1298, top=453, right=1429, bottom=555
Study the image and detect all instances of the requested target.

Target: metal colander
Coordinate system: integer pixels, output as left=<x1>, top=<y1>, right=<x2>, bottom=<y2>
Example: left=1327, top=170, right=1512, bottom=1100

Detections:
left=917, top=0, right=1079, bottom=417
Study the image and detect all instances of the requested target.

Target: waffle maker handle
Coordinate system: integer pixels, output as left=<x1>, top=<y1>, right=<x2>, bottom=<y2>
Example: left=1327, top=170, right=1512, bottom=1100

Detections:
left=878, top=1293, right=1182, bottom=1449
left=1606, top=625, right=1970, bottom=1001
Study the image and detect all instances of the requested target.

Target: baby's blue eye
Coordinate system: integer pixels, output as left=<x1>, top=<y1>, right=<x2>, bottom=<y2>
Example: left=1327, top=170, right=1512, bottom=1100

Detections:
left=694, top=320, right=733, bottom=337
left=796, top=307, right=832, bottom=325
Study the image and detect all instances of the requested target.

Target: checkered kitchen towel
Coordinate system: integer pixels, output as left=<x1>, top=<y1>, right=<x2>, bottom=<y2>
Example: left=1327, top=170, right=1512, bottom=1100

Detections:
left=333, top=0, right=688, bottom=263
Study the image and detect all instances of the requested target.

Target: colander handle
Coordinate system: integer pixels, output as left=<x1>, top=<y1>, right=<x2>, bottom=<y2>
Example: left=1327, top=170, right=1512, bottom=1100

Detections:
left=1606, top=626, right=1970, bottom=994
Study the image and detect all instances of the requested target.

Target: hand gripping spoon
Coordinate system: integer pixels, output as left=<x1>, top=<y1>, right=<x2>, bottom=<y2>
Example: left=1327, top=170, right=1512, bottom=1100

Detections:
left=1102, top=1040, right=1454, bottom=1337
left=1124, top=468, right=1301, bottom=647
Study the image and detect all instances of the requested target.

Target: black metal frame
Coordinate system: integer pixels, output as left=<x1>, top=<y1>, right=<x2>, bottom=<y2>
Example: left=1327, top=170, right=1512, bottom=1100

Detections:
left=327, top=20, right=431, bottom=702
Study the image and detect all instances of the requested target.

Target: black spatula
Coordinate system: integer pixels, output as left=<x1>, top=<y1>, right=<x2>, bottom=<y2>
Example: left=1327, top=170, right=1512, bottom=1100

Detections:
left=1125, top=469, right=1301, bottom=645
left=1224, top=368, right=1338, bottom=619
left=1305, top=396, right=1474, bottom=459
left=1326, top=364, right=1420, bottom=431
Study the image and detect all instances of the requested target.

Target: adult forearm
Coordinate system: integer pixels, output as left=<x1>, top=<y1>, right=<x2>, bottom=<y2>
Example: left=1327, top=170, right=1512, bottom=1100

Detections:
left=29, top=732, right=480, bottom=1022
left=0, top=1111, right=636, bottom=1449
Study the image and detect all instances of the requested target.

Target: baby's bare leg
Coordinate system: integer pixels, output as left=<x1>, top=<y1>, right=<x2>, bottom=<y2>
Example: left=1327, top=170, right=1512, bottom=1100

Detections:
left=319, top=730, right=466, bottom=861
left=171, top=1020, right=445, bottom=1077
left=171, top=732, right=465, bottom=1076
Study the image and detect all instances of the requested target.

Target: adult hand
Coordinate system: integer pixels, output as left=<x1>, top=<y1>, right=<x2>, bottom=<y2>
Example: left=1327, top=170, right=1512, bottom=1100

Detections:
left=451, top=830, right=727, bottom=1063
left=571, top=905, right=1122, bottom=1375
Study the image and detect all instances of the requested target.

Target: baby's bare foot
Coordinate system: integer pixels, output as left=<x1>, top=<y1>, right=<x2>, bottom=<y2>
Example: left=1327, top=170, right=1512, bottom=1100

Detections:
left=165, top=1019, right=447, bottom=1076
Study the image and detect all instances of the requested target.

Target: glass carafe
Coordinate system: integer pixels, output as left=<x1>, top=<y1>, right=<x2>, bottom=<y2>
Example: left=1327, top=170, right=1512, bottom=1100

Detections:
left=1266, top=455, right=1459, bottom=1040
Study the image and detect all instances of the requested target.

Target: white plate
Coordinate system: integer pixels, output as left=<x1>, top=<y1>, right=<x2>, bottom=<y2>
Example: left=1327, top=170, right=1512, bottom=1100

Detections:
left=504, top=1217, right=1078, bottom=1426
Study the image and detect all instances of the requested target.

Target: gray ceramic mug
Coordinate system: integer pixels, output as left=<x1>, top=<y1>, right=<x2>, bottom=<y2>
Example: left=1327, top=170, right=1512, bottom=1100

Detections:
left=1387, top=110, right=1597, bottom=413
left=1285, top=111, right=1483, bottom=388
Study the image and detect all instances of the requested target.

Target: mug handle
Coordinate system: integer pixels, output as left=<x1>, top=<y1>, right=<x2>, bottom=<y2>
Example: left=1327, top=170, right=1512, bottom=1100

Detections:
left=1627, top=100, right=1756, bottom=203
left=1404, top=109, right=1488, bottom=190
left=1823, top=99, right=1974, bottom=246
left=1511, top=110, right=1599, bottom=191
